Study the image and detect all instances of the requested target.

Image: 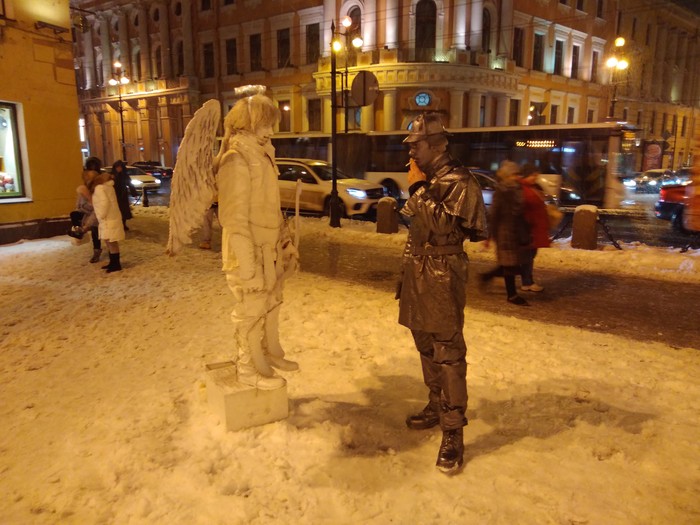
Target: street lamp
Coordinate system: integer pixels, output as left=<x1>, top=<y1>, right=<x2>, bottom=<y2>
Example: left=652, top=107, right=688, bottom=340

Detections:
left=329, top=17, right=363, bottom=228
left=108, top=61, right=130, bottom=160
left=605, top=37, right=629, bottom=120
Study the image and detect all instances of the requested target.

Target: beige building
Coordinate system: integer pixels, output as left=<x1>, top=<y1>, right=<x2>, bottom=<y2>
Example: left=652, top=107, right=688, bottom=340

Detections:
left=0, top=0, right=84, bottom=241
left=71, top=0, right=699, bottom=170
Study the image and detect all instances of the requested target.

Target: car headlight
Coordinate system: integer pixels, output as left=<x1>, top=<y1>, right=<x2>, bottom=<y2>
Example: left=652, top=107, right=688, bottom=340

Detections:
left=346, top=188, right=367, bottom=199
left=568, top=192, right=581, bottom=200
left=648, top=180, right=657, bottom=186
left=131, top=179, right=143, bottom=187
left=623, top=180, right=636, bottom=187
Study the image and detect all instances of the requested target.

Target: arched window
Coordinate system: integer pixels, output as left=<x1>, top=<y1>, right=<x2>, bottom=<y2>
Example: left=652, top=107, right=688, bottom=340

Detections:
left=415, top=0, right=436, bottom=62
left=482, top=9, right=491, bottom=52
left=175, top=41, right=184, bottom=76
left=133, top=50, right=141, bottom=81
left=153, top=45, right=163, bottom=78
left=348, top=6, right=361, bottom=40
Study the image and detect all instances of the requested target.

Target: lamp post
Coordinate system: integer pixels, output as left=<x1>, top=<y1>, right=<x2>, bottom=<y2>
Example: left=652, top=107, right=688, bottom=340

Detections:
left=329, top=18, right=363, bottom=228
left=605, top=37, right=629, bottom=121
left=108, top=61, right=130, bottom=161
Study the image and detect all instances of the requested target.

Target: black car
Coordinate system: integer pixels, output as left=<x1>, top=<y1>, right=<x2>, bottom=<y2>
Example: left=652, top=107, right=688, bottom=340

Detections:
left=133, top=161, right=173, bottom=179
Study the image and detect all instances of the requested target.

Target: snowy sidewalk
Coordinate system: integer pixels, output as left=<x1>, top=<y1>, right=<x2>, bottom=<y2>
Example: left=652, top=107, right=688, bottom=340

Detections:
left=0, top=207, right=698, bottom=524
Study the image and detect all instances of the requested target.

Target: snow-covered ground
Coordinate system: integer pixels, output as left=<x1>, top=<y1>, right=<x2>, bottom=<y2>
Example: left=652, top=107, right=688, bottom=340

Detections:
left=1, top=206, right=698, bottom=525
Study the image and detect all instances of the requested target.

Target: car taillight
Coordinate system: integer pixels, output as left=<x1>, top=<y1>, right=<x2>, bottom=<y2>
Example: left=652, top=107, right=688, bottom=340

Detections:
left=659, top=188, right=667, bottom=201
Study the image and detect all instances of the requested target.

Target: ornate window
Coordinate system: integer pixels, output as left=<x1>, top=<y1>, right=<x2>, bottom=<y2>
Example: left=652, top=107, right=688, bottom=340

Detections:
left=415, top=0, right=436, bottom=62
left=0, top=103, right=26, bottom=200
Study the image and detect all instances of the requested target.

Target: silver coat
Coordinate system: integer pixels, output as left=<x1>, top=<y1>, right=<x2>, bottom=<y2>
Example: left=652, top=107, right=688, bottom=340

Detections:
left=398, top=154, right=488, bottom=332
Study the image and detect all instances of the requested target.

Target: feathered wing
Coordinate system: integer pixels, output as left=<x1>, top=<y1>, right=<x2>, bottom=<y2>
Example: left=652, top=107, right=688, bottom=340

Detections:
left=166, top=99, right=221, bottom=255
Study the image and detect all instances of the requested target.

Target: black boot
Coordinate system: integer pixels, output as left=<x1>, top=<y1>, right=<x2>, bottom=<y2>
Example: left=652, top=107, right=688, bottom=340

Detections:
left=89, top=248, right=102, bottom=263
left=405, top=402, right=440, bottom=430
left=436, top=428, right=464, bottom=473
left=103, top=252, right=122, bottom=273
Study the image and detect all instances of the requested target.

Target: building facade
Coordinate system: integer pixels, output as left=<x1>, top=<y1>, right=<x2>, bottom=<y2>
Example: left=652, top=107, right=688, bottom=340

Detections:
left=0, top=0, right=84, bottom=238
left=71, top=0, right=700, bottom=170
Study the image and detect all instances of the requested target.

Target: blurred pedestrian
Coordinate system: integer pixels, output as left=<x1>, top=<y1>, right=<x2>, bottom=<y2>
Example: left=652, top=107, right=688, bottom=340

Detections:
left=83, top=157, right=104, bottom=263
left=519, top=164, right=551, bottom=292
left=480, top=160, right=531, bottom=306
left=92, top=170, right=125, bottom=273
left=398, top=113, right=488, bottom=474
left=199, top=196, right=219, bottom=250
left=112, top=160, right=137, bottom=231
left=68, top=169, right=98, bottom=241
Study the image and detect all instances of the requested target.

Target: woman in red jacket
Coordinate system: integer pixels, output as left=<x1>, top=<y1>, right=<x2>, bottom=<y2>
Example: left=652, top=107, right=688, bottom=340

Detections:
left=519, top=164, right=551, bottom=292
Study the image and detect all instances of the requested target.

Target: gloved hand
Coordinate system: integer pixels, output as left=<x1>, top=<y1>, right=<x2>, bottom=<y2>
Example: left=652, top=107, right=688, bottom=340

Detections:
left=241, top=273, right=265, bottom=293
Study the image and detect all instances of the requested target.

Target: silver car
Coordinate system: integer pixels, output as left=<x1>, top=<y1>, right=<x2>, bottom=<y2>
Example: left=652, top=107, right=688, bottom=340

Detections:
left=103, top=165, right=161, bottom=193
left=276, top=158, right=387, bottom=218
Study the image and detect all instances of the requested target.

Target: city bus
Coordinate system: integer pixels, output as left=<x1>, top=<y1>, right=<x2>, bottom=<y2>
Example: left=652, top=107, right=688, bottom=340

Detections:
left=272, top=122, right=640, bottom=209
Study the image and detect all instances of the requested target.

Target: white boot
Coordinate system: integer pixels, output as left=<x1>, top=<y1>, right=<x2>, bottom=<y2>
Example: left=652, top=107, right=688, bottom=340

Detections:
left=263, top=306, right=299, bottom=371
left=237, top=361, right=286, bottom=390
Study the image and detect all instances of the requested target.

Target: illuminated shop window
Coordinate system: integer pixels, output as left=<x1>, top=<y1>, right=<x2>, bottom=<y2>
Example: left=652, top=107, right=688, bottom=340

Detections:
left=0, top=103, right=25, bottom=200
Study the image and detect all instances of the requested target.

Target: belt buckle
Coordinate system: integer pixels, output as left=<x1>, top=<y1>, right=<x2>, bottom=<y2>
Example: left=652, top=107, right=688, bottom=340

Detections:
left=423, top=242, right=435, bottom=254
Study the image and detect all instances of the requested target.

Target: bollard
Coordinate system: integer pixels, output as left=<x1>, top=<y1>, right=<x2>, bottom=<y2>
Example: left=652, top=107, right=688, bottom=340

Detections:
left=571, top=204, right=598, bottom=250
left=142, top=188, right=149, bottom=207
left=376, top=197, right=399, bottom=234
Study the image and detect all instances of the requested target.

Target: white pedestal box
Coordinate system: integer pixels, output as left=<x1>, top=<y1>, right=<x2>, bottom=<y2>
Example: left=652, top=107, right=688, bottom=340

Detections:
left=204, top=361, right=289, bottom=431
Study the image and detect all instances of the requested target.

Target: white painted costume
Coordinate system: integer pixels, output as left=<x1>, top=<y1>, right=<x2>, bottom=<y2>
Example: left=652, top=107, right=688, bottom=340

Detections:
left=166, top=90, right=299, bottom=390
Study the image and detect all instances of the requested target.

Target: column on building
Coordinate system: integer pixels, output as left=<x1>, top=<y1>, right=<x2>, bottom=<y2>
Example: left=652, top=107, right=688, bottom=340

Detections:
left=138, top=4, right=152, bottom=80
left=362, top=0, right=376, bottom=50
left=361, top=104, right=375, bottom=131
left=385, top=0, right=398, bottom=49
left=323, top=96, right=332, bottom=133
left=652, top=24, right=668, bottom=100
left=100, top=15, right=113, bottom=86
left=495, top=95, right=509, bottom=126
left=117, top=9, right=130, bottom=68
left=469, top=0, right=483, bottom=51
left=467, top=91, right=482, bottom=127
left=682, top=38, right=697, bottom=105
left=451, top=0, right=467, bottom=50
left=664, top=29, right=679, bottom=102
left=676, top=33, right=691, bottom=105
left=158, top=97, right=175, bottom=165
left=323, top=0, right=335, bottom=56
left=157, top=1, right=173, bottom=79
left=182, top=0, right=195, bottom=76
left=383, top=89, right=397, bottom=131
left=83, top=18, right=96, bottom=89
left=449, top=89, right=464, bottom=128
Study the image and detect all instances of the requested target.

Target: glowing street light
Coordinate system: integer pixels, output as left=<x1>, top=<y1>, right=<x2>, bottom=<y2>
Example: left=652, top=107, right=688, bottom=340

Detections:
left=108, top=61, right=130, bottom=160
left=606, top=38, right=629, bottom=120
left=328, top=17, right=363, bottom=228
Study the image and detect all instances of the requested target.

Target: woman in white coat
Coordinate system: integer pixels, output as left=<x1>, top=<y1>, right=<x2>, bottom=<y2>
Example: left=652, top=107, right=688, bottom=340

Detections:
left=92, top=172, right=125, bottom=272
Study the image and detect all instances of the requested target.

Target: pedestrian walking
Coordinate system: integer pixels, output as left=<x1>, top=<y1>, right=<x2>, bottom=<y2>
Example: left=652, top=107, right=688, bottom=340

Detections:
left=199, top=196, right=219, bottom=250
left=480, top=160, right=531, bottom=305
left=519, top=164, right=551, bottom=292
left=397, top=113, right=488, bottom=473
left=112, top=160, right=137, bottom=231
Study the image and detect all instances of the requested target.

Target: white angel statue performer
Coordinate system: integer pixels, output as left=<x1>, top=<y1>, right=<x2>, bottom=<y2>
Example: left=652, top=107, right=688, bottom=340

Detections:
left=167, top=86, right=300, bottom=390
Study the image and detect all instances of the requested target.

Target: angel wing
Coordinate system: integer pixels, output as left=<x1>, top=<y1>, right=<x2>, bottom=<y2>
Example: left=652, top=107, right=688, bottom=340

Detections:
left=166, top=99, right=221, bottom=255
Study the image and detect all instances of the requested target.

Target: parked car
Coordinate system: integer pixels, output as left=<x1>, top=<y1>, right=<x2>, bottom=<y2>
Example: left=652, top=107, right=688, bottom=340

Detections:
left=628, top=169, right=674, bottom=193
left=276, top=158, right=387, bottom=218
left=132, top=161, right=173, bottom=179
left=103, top=165, right=161, bottom=193
left=468, top=169, right=496, bottom=206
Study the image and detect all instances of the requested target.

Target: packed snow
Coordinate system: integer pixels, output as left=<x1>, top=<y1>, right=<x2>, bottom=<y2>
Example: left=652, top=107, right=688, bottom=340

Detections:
left=1, top=206, right=698, bottom=525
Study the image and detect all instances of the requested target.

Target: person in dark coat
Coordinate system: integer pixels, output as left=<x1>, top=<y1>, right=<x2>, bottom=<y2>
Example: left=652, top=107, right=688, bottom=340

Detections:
left=479, top=160, right=531, bottom=305
left=112, top=160, right=136, bottom=231
left=398, top=113, right=488, bottom=473
left=519, top=164, right=551, bottom=292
